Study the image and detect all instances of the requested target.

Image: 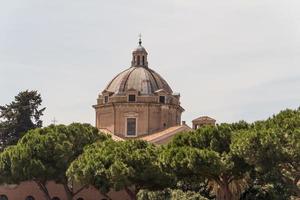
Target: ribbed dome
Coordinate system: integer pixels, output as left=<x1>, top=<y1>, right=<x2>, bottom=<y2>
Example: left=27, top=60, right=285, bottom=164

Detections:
left=105, top=66, right=173, bottom=95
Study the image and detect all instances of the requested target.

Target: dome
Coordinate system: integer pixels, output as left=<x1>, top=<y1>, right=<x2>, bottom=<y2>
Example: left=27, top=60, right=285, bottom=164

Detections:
left=104, top=66, right=173, bottom=95
left=133, top=45, right=147, bottom=52
left=95, top=38, right=184, bottom=139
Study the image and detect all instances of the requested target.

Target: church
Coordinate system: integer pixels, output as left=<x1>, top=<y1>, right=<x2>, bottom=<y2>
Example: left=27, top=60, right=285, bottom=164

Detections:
left=93, top=37, right=192, bottom=144
left=0, top=39, right=215, bottom=200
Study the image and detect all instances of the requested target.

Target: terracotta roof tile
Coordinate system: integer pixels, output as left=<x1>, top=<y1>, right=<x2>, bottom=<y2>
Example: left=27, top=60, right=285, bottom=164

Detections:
left=140, top=125, right=192, bottom=144
left=192, top=116, right=216, bottom=122
left=99, top=128, right=125, bottom=141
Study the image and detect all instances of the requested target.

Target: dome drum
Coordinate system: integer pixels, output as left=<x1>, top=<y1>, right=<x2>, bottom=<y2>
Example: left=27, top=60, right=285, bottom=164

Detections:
left=96, top=91, right=181, bottom=106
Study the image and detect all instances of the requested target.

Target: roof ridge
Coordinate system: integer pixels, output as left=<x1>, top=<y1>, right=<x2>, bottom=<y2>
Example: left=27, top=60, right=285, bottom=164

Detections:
left=140, top=125, right=188, bottom=141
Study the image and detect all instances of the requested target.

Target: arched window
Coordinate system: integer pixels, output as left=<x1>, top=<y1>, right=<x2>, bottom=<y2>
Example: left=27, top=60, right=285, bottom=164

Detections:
left=137, top=56, right=140, bottom=65
left=0, top=195, right=8, bottom=200
left=142, top=56, right=145, bottom=65
left=52, top=197, right=60, bottom=200
left=25, top=196, right=35, bottom=200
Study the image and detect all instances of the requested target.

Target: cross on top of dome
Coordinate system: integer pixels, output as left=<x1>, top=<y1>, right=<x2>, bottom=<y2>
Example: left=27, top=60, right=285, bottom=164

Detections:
left=138, top=33, right=142, bottom=46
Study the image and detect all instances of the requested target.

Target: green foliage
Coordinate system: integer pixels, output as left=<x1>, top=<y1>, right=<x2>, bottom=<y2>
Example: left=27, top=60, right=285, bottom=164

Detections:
left=176, top=179, right=215, bottom=200
left=159, top=146, right=221, bottom=180
left=169, top=122, right=249, bottom=153
left=240, top=183, right=290, bottom=200
left=0, top=90, right=45, bottom=150
left=159, top=123, right=251, bottom=200
left=67, top=139, right=171, bottom=199
left=231, top=108, right=300, bottom=198
left=137, top=189, right=208, bottom=200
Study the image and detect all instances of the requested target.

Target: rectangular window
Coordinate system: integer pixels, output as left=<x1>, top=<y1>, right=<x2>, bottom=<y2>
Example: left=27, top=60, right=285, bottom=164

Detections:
left=159, top=96, right=165, bottom=104
left=127, top=118, right=136, bottom=136
left=128, top=94, right=136, bottom=102
left=104, top=96, right=108, bottom=104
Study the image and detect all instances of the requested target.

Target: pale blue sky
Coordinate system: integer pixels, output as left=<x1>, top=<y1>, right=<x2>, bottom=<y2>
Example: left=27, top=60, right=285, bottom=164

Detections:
left=0, top=0, right=299, bottom=126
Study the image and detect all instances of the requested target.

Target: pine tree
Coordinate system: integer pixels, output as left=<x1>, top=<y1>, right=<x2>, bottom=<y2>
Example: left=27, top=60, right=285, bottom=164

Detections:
left=0, top=90, right=45, bottom=150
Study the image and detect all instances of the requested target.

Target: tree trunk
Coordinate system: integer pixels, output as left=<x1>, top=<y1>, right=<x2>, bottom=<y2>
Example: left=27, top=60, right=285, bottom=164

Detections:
left=63, top=183, right=113, bottom=200
left=62, top=183, right=73, bottom=200
left=99, top=192, right=113, bottom=200
left=124, top=187, right=137, bottom=200
left=219, top=183, right=233, bottom=200
left=34, top=180, right=51, bottom=200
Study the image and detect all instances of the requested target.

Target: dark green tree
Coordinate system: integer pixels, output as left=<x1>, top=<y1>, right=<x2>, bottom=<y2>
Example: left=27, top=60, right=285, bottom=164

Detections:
left=159, top=123, right=251, bottom=200
left=239, top=183, right=290, bottom=200
left=231, top=108, right=300, bottom=198
left=0, top=90, right=45, bottom=150
left=0, top=123, right=108, bottom=200
left=67, top=139, right=172, bottom=200
left=137, top=188, right=209, bottom=200
left=175, top=178, right=215, bottom=200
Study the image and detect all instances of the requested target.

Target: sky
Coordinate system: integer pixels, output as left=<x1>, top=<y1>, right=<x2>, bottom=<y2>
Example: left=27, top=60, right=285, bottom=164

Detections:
left=0, top=0, right=299, bottom=126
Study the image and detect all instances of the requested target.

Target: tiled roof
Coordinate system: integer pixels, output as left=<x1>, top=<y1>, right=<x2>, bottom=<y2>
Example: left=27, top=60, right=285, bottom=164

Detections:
left=140, top=125, right=192, bottom=144
left=99, top=125, right=192, bottom=144
left=192, top=116, right=216, bottom=122
left=99, top=128, right=125, bottom=141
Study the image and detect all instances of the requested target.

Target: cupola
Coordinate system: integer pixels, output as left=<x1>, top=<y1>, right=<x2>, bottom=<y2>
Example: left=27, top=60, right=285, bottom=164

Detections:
left=131, top=36, right=148, bottom=68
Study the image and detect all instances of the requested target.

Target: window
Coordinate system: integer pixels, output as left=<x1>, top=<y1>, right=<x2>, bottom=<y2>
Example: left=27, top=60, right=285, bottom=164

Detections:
left=25, top=196, right=35, bottom=200
left=77, top=198, right=84, bottom=200
left=137, top=56, right=140, bottom=65
left=104, top=96, right=108, bottom=104
left=159, top=96, right=165, bottom=104
left=0, top=195, right=8, bottom=200
left=52, top=197, right=60, bottom=200
left=128, top=94, right=136, bottom=102
left=142, top=56, right=145, bottom=65
left=127, top=118, right=136, bottom=136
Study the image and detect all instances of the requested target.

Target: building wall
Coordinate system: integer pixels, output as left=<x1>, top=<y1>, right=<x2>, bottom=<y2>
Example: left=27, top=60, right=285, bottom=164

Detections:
left=115, top=104, right=148, bottom=136
left=0, top=181, right=130, bottom=200
left=148, top=105, right=161, bottom=133
left=96, top=106, right=115, bottom=133
left=96, top=103, right=182, bottom=137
